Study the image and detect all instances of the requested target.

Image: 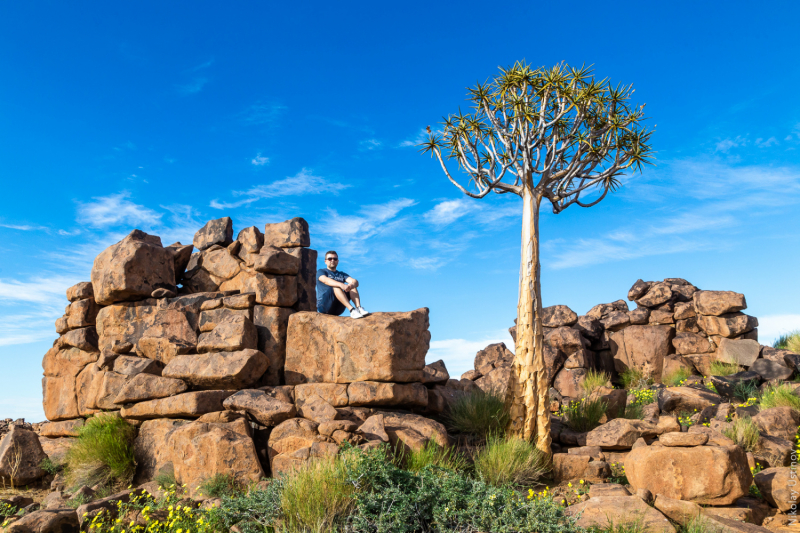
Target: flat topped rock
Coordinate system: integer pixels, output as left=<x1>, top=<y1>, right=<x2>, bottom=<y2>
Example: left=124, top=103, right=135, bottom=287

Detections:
left=566, top=495, right=676, bottom=533
left=120, top=390, right=235, bottom=420
left=693, top=290, right=747, bottom=316
left=541, top=305, right=578, bottom=327
left=193, top=217, right=233, bottom=251
left=659, top=432, right=708, bottom=447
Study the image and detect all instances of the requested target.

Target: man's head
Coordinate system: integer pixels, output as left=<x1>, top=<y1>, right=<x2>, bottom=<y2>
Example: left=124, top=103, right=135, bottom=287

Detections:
left=324, top=250, right=339, bottom=271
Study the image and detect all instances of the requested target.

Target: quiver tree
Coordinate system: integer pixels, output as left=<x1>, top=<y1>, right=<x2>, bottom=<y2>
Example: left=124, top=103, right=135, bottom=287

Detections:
left=421, top=61, right=653, bottom=452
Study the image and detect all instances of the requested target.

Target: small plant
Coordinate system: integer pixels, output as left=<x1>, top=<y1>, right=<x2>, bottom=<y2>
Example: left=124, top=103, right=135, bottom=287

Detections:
left=445, top=387, right=510, bottom=438
left=64, top=415, right=137, bottom=489
left=401, top=439, right=467, bottom=473
left=65, top=493, right=90, bottom=509
left=680, top=515, right=727, bottom=533
left=722, top=416, right=760, bottom=452
left=705, top=381, right=719, bottom=394
left=39, top=456, right=63, bottom=476
left=623, top=388, right=655, bottom=420
left=760, top=382, right=800, bottom=412
left=662, top=367, right=692, bottom=388
left=733, top=380, right=761, bottom=403
left=677, top=411, right=695, bottom=428
left=198, top=473, right=243, bottom=498
left=709, top=360, right=741, bottom=377
left=581, top=370, right=610, bottom=396
left=620, top=368, right=653, bottom=390
left=588, top=517, right=648, bottom=533
left=473, top=434, right=551, bottom=487
left=608, top=462, right=628, bottom=485
left=560, top=397, right=608, bottom=432
left=0, top=502, right=19, bottom=518
left=154, top=470, right=177, bottom=490
left=774, top=330, right=800, bottom=352
left=279, top=457, right=354, bottom=533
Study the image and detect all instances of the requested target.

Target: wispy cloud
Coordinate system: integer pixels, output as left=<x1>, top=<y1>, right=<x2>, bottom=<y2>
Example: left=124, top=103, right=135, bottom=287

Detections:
left=409, top=256, right=447, bottom=270
left=176, top=77, right=209, bottom=95
left=77, top=192, right=163, bottom=228
left=424, top=198, right=520, bottom=226
left=317, top=198, right=416, bottom=256
left=755, top=136, right=778, bottom=148
left=359, top=139, right=382, bottom=151
left=0, top=223, right=48, bottom=231
left=186, top=57, right=214, bottom=72
left=242, top=103, right=287, bottom=125
left=210, top=168, right=347, bottom=209
left=715, top=136, right=748, bottom=153
left=399, top=127, right=430, bottom=148
left=0, top=276, right=77, bottom=304
left=424, top=199, right=476, bottom=225
left=251, top=153, right=269, bottom=166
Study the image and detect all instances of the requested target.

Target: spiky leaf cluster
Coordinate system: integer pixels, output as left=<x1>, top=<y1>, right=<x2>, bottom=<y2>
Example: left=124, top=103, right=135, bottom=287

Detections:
left=421, top=61, right=654, bottom=212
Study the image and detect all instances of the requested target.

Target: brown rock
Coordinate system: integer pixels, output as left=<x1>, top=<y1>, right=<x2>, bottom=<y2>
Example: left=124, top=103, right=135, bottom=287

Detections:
left=699, top=313, right=759, bottom=339
left=541, top=305, right=578, bottom=327
left=0, top=427, right=47, bottom=485
left=626, top=444, right=752, bottom=505
left=628, top=307, right=650, bottom=325
left=165, top=242, right=193, bottom=278
left=163, top=349, right=268, bottom=389
left=268, top=418, right=322, bottom=462
left=659, top=386, right=722, bottom=413
left=296, top=393, right=338, bottom=423
left=294, top=383, right=348, bottom=407
left=66, top=298, right=101, bottom=329
left=67, top=281, right=94, bottom=302
left=252, top=305, right=294, bottom=386
left=114, top=373, right=187, bottom=404
left=648, top=309, right=674, bottom=325
left=628, top=279, right=651, bottom=301
left=58, top=327, right=99, bottom=352
left=421, top=360, right=449, bottom=384
left=601, top=310, right=631, bottom=330
left=95, top=301, right=159, bottom=352
left=357, top=414, right=390, bottom=442
left=475, top=366, right=513, bottom=396
left=752, top=407, right=800, bottom=442
left=575, top=315, right=604, bottom=339
left=193, top=217, right=233, bottom=251
left=222, top=389, right=297, bottom=426
left=674, top=302, right=697, bottom=320
left=566, top=495, right=676, bottom=532
left=659, top=432, right=708, bottom=446
left=91, top=230, right=176, bottom=305
left=137, top=309, right=197, bottom=365
left=545, top=326, right=586, bottom=355
left=607, top=325, right=674, bottom=381
left=120, top=390, right=235, bottom=420
left=219, top=269, right=297, bottom=307
left=755, top=468, right=798, bottom=513
left=286, top=247, right=318, bottom=312
left=197, top=315, right=258, bottom=353
left=552, top=453, right=590, bottom=483
left=285, top=309, right=430, bottom=384
left=588, top=387, right=627, bottom=419
left=382, top=412, right=449, bottom=447
left=198, top=307, right=251, bottom=332
left=133, top=418, right=188, bottom=484
left=716, top=338, right=761, bottom=366
left=585, top=418, right=658, bottom=449
left=253, top=246, right=301, bottom=275
left=662, top=354, right=696, bottom=379
left=263, top=217, right=310, bottom=248
left=473, top=342, right=514, bottom=373
left=553, top=367, right=587, bottom=398
left=94, top=371, right=128, bottom=409
left=673, top=332, right=715, bottom=355
left=677, top=316, right=702, bottom=333
left=318, top=420, right=358, bottom=436
left=636, top=282, right=673, bottom=308
left=222, top=293, right=255, bottom=309
left=749, top=359, right=793, bottom=380
left=694, top=291, right=747, bottom=316
left=236, top=226, right=264, bottom=257
left=39, top=419, right=84, bottom=438
left=196, top=411, right=247, bottom=424
left=4, top=509, right=80, bottom=532
left=460, top=370, right=481, bottom=381
left=347, top=382, right=428, bottom=408
left=113, top=355, right=162, bottom=376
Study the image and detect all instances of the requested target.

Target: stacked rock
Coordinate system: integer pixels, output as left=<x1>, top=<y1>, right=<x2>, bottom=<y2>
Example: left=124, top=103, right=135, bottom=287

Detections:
left=23, top=216, right=455, bottom=492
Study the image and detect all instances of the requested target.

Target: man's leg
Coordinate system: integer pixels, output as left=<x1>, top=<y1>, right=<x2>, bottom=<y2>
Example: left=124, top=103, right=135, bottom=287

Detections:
left=332, top=287, right=355, bottom=310
left=348, top=288, right=362, bottom=308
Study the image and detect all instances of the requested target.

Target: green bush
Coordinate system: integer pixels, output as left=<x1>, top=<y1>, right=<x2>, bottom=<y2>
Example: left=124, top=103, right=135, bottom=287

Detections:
left=39, top=456, right=63, bottom=476
left=723, top=416, right=760, bottom=452
left=760, top=383, right=800, bottom=412
left=154, top=470, right=177, bottom=490
left=774, top=330, right=800, bottom=352
left=199, top=473, right=244, bottom=499
left=64, top=415, right=137, bottom=490
left=732, top=379, right=760, bottom=403
left=473, top=434, right=550, bottom=487
left=400, top=439, right=468, bottom=473
left=279, top=457, right=354, bottom=533
left=581, top=370, right=610, bottom=396
left=586, top=517, right=647, bottom=533
left=662, top=367, right=692, bottom=387
left=622, top=388, right=656, bottom=420
left=445, top=387, right=510, bottom=438
left=561, top=397, right=608, bottom=432
left=709, top=360, right=741, bottom=377
left=620, top=368, right=653, bottom=390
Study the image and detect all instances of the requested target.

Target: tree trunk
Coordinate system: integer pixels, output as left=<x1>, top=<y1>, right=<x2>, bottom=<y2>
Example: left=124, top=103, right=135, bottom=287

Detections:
left=505, top=183, right=551, bottom=453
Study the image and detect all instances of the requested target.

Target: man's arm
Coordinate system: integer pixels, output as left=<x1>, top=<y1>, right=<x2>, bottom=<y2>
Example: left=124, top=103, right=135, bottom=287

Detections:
left=344, top=277, right=358, bottom=290
left=318, top=275, right=349, bottom=291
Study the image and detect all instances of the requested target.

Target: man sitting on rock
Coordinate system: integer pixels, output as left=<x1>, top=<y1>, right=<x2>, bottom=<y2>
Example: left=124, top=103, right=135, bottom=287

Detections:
left=316, top=250, right=369, bottom=319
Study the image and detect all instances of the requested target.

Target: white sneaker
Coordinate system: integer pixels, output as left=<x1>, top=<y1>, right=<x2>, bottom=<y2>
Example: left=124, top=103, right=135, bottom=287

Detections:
left=350, top=307, right=364, bottom=319
left=357, top=306, right=370, bottom=316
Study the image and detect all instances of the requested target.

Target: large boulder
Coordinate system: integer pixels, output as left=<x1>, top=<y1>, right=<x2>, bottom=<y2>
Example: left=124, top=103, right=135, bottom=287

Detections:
left=715, top=338, right=761, bottom=367
left=754, top=467, right=798, bottom=512
left=91, top=230, right=176, bottom=305
left=137, top=309, right=197, bottom=364
left=223, top=389, right=297, bottom=426
left=120, top=390, right=235, bottom=420
left=749, top=358, right=793, bottom=380
left=284, top=309, right=431, bottom=384
left=752, top=407, right=800, bottom=442
left=113, top=373, right=187, bottom=404
left=286, top=248, right=318, bottom=312
left=607, top=325, right=674, bottom=381
left=196, top=315, right=258, bottom=353
left=566, top=495, right=675, bottom=533
left=219, top=269, right=297, bottom=307
left=163, top=349, right=268, bottom=389
left=263, top=217, right=310, bottom=248
left=473, top=342, right=514, bottom=375
left=698, top=313, right=758, bottom=338
left=693, top=291, right=747, bottom=316
left=41, top=345, right=100, bottom=420
left=346, top=382, right=428, bottom=408
left=3, top=509, right=80, bottom=533
left=672, top=332, right=714, bottom=355
left=585, top=418, right=658, bottom=449
left=635, top=282, right=673, bottom=308
left=0, top=427, right=47, bottom=485
left=133, top=418, right=188, bottom=484
left=625, top=444, right=752, bottom=505
left=658, top=386, right=722, bottom=413
left=193, top=217, right=234, bottom=251
left=541, top=305, right=578, bottom=327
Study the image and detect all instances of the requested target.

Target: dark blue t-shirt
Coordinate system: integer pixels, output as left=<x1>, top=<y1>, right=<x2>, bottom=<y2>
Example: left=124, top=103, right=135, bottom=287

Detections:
left=316, top=268, right=350, bottom=307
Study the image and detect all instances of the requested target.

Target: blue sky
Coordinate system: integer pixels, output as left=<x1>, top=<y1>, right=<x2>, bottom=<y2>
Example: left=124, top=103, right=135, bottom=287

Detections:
left=1, top=1, right=799, bottom=421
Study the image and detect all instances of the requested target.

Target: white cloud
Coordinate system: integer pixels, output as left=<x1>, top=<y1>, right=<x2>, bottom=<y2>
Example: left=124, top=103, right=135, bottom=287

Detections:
left=77, top=192, right=162, bottom=228
left=176, top=77, right=208, bottom=95
left=211, top=168, right=347, bottom=209
left=58, top=229, right=81, bottom=236
left=0, top=275, right=81, bottom=304
left=187, top=58, right=214, bottom=72
left=0, top=223, right=47, bottom=231
left=757, top=314, right=800, bottom=346
left=251, top=153, right=269, bottom=166
left=424, top=199, right=475, bottom=225
left=359, top=139, right=382, bottom=151
left=409, top=257, right=447, bottom=270
left=242, top=103, right=287, bottom=125
left=715, top=136, right=748, bottom=153
left=424, top=198, right=520, bottom=227
left=399, top=127, right=431, bottom=148
left=756, top=137, right=778, bottom=148
left=427, top=332, right=515, bottom=379
left=317, top=198, right=416, bottom=257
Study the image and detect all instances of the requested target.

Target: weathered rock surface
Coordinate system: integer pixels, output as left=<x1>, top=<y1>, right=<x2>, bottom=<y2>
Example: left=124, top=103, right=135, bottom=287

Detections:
left=752, top=407, right=800, bottom=442
left=607, top=325, right=674, bottom=380
left=347, top=381, right=428, bottom=407
left=3, top=509, right=80, bottom=533
left=219, top=269, right=297, bottom=307
left=197, top=315, right=258, bottom=353
left=253, top=246, right=300, bottom=275
left=659, top=386, right=722, bottom=413
left=113, top=373, right=187, bottom=404
left=91, top=230, right=176, bottom=305
left=585, top=418, right=658, bottom=449
left=294, top=383, right=348, bottom=407
left=263, top=217, right=310, bottom=248
left=566, top=495, right=676, bottom=532
left=39, top=419, right=84, bottom=438
left=136, top=309, right=197, bottom=364
left=541, top=305, right=578, bottom=327
left=193, top=217, right=234, bottom=251
left=133, top=418, right=187, bottom=484
left=754, top=467, right=797, bottom=513
left=223, top=389, right=297, bottom=426
left=698, top=313, right=758, bottom=338
left=0, top=427, right=47, bottom=485
left=694, top=290, right=747, bottom=316
left=715, top=338, right=761, bottom=367
left=285, top=309, right=430, bottom=384
left=626, top=444, right=752, bottom=505
left=672, top=332, right=714, bottom=355
left=163, top=349, right=268, bottom=389
left=749, top=358, right=793, bottom=380
left=120, top=390, right=235, bottom=420
left=636, top=282, right=673, bottom=308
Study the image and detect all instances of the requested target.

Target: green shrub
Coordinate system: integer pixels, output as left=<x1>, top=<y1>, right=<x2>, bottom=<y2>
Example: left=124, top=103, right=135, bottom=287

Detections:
left=154, top=470, right=177, bottom=490
left=561, top=397, right=608, bottom=432
left=400, top=439, right=468, bottom=473
left=39, top=456, right=62, bottom=476
left=64, top=415, right=136, bottom=489
left=620, top=368, right=653, bottom=390
left=279, top=457, right=354, bottom=533
left=678, top=515, right=727, bottom=533
left=723, top=416, right=760, bottom=452
left=732, top=379, right=760, bottom=403
left=622, top=388, right=656, bottom=420
left=586, top=517, right=647, bottom=533
left=774, top=330, right=800, bottom=352
left=581, top=370, right=610, bottom=396
left=760, top=383, right=800, bottom=412
left=662, top=367, right=692, bottom=387
left=199, top=473, right=244, bottom=499
left=445, top=387, right=510, bottom=438
left=473, top=434, right=550, bottom=487
left=709, top=360, right=741, bottom=377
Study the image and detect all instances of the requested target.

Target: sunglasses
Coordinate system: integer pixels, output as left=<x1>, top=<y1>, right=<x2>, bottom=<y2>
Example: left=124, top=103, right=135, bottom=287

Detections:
left=326, top=257, right=339, bottom=261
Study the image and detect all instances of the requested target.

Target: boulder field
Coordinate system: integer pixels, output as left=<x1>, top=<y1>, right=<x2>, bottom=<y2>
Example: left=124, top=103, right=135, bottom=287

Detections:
left=1, top=217, right=798, bottom=531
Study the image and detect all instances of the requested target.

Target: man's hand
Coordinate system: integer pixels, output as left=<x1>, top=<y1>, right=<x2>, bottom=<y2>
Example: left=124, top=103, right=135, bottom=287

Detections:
left=342, top=283, right=352, bottom=292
